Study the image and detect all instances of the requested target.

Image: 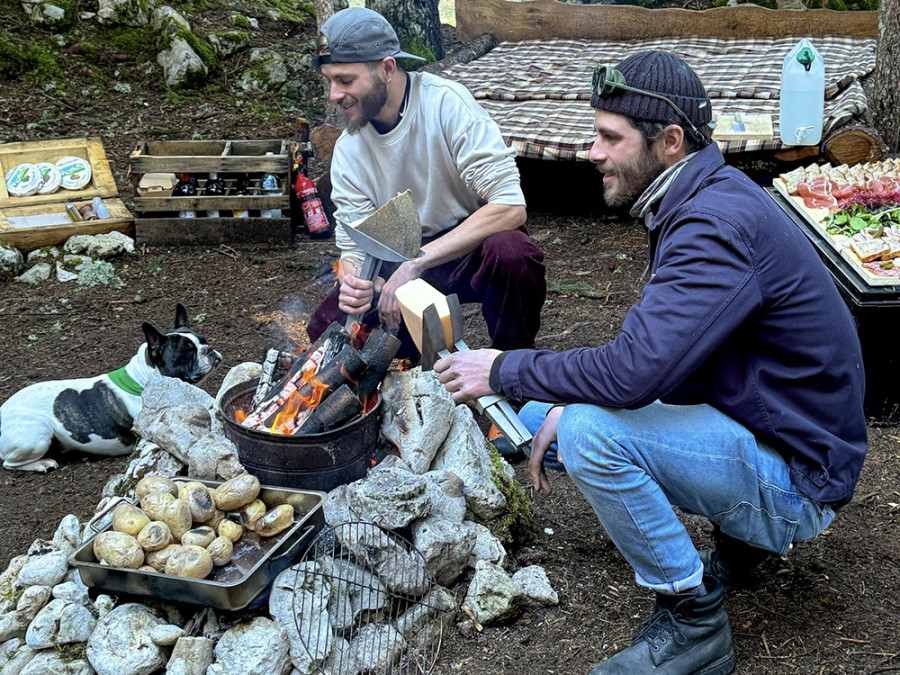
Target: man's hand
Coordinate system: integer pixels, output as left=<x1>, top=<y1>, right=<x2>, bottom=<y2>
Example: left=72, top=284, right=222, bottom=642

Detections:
left=376, top=261, right=420, bottom=332
left=435, top=349, right=501, bottom=404
left=337, top=273, right=377, bottom=317
left=529, top=405, right=564, bottom=496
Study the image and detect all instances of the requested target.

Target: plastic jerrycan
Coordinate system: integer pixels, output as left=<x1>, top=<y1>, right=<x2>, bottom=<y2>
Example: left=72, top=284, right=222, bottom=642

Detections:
left=779, top=39, right=825, bottom=146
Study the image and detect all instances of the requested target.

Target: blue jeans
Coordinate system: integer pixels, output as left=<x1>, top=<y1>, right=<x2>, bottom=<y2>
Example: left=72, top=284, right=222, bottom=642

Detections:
left=520, top=400, right=836, bottom=594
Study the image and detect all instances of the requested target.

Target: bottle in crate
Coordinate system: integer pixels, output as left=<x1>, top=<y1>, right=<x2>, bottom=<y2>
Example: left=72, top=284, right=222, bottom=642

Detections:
left=203, top=172, right=226, bottom=218
left=173, top=173, right=198, bottom=218
left=232, top=174, right=250, bottom=218
left=259, top=153, right=282, bottom=219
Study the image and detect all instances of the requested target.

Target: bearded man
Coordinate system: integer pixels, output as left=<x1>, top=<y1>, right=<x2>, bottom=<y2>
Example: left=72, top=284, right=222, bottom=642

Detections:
left=307, top=7, right=546, bottom=362
left=435, top=51, right=867, bottom=674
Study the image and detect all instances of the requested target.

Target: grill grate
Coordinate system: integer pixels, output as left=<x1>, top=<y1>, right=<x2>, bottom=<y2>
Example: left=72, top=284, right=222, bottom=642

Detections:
left=292, top=522, right=454, bottom=675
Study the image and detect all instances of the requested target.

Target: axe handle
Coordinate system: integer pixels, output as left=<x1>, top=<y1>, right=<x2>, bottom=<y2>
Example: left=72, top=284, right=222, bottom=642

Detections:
left=345, top=255, right=383, bottom=330
left=448, top=340, right=533, bottom=450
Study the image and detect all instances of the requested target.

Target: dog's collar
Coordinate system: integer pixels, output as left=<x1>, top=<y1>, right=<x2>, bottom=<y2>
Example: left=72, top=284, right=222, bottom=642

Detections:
left=108, top=367, right=144, bottom=396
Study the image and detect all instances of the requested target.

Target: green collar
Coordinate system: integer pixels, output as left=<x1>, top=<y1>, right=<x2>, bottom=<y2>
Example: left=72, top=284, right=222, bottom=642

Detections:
left=108, top=367, right=143, bottom=396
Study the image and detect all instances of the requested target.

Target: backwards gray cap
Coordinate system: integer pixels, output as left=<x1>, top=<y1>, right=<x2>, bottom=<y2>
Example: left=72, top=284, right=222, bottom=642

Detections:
left=314, top=7, right=426, bottom=67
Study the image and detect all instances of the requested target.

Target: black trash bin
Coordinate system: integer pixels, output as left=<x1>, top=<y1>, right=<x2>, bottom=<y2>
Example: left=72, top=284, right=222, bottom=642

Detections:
left=768, top=187, right=900, bottom=425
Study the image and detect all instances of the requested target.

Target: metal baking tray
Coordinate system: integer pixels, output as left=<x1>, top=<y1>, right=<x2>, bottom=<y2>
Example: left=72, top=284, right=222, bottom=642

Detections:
left=70, top=478, right=325, bottom=610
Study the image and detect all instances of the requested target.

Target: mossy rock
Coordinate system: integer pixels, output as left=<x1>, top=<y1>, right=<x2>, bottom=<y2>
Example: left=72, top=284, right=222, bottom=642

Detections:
left=0, top=33, right=63, bottom=81
left=485, top=445, right=535, bottom=547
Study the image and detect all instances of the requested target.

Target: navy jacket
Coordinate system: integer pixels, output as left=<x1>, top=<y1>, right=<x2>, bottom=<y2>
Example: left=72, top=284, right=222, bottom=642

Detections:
left=496, top=143, right=867, bottom=504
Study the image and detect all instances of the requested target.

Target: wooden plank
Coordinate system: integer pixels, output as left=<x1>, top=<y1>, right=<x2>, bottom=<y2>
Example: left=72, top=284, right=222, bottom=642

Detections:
left=143, top=140, right=228, bottom=157
left=0, top=197, right=133, bottom=251
left=128, top=156, right=289, bottom=175
left=772, top=178, right=900, bottom=288
left=455, top=0, right=878, bottom=42
left=0, top=136, right=119, bottom=209
left=135, top=217, right=292, bottom=245
left=133, top=195, right=290, bottom=213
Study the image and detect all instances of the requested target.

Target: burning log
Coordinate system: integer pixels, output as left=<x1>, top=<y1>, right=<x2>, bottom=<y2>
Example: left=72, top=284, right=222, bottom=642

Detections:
left=237, top=321, right=402, bottom=436
left=294, top=384, right=363, bottom=435
left=356, top=328, right=401, bottom=407
left=262, top=345, right=367, bottom=434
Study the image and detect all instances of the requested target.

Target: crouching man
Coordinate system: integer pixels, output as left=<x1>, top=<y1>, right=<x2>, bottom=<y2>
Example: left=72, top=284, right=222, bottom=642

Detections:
left=434, top=50, right=867, bottom=674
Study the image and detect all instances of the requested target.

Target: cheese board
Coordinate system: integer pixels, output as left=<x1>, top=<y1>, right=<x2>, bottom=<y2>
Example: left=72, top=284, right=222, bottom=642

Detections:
left=772, top=158, right=900, bottom=288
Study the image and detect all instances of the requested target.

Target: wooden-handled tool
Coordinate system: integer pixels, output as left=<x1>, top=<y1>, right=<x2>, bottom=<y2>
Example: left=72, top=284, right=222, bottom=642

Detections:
left=396, top=279, right=532, bottom=450
left=343, top=190, right=422, bottom=330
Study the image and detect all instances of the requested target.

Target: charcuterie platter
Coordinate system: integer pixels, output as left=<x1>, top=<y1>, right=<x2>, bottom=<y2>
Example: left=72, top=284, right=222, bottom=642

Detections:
left=772, top=158, right=900, bottom=287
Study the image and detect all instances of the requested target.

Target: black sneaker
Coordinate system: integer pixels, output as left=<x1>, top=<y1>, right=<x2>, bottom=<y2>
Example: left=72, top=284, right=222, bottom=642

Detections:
left=589, top=576, right=735, bottom=675
left=698, top=529, right=772, bottom=589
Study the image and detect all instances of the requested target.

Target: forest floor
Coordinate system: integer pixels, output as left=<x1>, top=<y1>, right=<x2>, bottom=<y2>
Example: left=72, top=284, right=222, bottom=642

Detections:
left=1, top=3, right=899, bottom=674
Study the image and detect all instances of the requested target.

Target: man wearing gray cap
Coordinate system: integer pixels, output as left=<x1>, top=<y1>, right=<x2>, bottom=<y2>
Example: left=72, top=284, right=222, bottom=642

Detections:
left=307, top=7, right=545, bottom=361
left=435, top=50, right=867, bottom=673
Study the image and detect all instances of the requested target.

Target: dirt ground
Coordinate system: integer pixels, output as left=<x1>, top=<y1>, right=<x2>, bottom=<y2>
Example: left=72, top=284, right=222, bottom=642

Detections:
left=2, top=5, right=900, bottom=674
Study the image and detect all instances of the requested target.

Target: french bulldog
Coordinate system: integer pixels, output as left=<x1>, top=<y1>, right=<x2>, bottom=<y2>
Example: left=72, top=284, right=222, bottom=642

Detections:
left=0, top=304, right=222, bottom=473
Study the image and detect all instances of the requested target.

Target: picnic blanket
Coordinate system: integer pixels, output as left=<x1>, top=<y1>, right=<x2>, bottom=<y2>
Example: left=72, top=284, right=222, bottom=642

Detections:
left=439, top=36, right=877, bottom=160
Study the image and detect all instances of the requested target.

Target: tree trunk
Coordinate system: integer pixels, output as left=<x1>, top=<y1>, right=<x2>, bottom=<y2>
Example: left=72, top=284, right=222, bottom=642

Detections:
left=313, top=0, right=343, bottom=127
left=873, top=0, right=900, bottom=152
left=367, top=0, right=444, bottom=62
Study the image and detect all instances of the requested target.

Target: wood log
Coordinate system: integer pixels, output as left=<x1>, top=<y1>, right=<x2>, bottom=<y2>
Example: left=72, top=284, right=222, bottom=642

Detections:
left=355, top=328, right=402, bottom=406
left=455, top=0, right=878, bottom=42
left=310, top=124, right=343, bottom=165
left=823, top=122, right=887, bottom=167
left=772, top=146, right=820, bottom=163
left=294, top=384, right=363, bottom=435
left=261, top=345, right=368, bottom=430
left=422, top=33, right=498, bottom=74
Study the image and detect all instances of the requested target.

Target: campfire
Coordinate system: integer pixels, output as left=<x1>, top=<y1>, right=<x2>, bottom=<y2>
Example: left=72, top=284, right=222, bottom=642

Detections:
left=235, top=321, right=401, bottom=437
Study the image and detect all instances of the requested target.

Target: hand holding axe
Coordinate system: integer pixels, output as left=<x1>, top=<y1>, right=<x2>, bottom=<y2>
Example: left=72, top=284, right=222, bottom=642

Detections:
left=397, top=279, right=532, bottom=450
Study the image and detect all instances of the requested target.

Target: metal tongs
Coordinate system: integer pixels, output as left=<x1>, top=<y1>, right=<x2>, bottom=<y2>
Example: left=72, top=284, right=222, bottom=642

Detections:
left=420, top=294, right=532, bottom=451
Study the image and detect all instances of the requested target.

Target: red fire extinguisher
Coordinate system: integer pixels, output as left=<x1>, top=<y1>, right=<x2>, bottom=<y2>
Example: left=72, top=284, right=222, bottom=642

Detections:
left=294, top=165, right=330, bottom=238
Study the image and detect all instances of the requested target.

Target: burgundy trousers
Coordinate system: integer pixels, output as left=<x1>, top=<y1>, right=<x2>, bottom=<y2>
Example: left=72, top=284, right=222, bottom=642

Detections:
left=307, top=226, right=546, bottom=360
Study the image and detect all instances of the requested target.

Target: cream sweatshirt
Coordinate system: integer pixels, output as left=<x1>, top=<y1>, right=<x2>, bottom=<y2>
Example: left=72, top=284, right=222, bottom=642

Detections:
left=330, top=71, right=525, bottom=261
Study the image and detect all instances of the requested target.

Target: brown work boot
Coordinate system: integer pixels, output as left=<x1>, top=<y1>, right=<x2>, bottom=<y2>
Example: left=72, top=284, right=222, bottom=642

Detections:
left=588, top=576, right=735, bottom=675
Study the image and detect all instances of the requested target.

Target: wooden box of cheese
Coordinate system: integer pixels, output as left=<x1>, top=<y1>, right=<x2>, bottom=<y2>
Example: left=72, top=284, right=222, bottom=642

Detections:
left=772, top=158, right=900, bottom=288
left=0, top=137, right=133, bottom=252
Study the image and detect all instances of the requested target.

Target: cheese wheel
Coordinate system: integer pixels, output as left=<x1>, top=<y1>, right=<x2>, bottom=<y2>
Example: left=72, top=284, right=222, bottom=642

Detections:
left=5, top=163, right=43, bottom=197
left=35, top=162, right=62, bottom=194
left=56, top=156, right=92, bottom=190
left=395, top=278, right=454, bottom=353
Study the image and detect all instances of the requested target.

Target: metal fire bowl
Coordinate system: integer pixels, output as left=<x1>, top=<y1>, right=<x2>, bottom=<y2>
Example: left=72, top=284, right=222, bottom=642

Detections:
left=219, top=378, right=382, bottom=491
left=69, top=478, right=325, bottom=611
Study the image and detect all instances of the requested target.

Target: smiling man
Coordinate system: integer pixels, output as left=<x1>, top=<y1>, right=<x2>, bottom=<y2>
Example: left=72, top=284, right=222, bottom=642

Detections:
left=307, top=7, right=545, bottom=361
left=434, top=51, right=867, bottom=674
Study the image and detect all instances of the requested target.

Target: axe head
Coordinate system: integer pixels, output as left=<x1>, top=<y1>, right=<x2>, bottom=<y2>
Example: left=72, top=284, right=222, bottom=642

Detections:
left=421, top=294, right=463, bottom=370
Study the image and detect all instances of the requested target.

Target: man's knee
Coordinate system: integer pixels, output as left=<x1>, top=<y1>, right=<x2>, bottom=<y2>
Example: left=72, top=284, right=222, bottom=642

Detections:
left=481, top=229, right=545, bottom=273
left=558, top=404, right=632, bottom=476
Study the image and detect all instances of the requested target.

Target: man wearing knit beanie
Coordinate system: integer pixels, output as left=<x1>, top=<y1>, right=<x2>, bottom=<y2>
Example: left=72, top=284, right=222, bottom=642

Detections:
left=436, top=50, right=866, bottom=675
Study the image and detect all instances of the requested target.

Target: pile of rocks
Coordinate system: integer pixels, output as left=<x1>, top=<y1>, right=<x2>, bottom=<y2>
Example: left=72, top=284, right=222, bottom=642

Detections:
left=0, top=231, right=135, bottom=286
left=0, top=366, right=558, bottom=675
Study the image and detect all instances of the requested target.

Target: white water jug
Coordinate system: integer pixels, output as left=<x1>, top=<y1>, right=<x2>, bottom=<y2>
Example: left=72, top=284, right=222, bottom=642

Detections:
left=779, top=38, right=825, bottom=146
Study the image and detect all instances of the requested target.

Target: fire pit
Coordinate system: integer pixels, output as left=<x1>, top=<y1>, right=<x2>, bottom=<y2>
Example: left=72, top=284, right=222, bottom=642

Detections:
left=220, top=378, right=381, bottom=492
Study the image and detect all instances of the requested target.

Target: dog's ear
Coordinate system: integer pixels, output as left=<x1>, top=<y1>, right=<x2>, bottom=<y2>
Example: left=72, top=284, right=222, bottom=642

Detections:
left=174, top=304, right=190, bottom=330
left=142, top=322, right=165, bottom=361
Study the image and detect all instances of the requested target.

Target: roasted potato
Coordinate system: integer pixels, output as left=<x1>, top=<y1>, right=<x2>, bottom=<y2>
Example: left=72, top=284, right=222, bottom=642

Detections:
left=111, top=504, right=150, bottom=537
left=135, top=475, right=179, bottom=501
left=213, top=474, right=261, bottom=511
left=93, top=531, right=144, bottom=569
left=145, top=544, right=183, bottom=573
left=181, top=526, right=216, bottom=548
left=207, top=536, right=234, bottom=566
left=183, top=483, right=216, bottom=523
left=163, top=498, right=193, bottom=541
left=218, top=519, right=243, bottom=542
left=240, top=499, right=266, bottom=530
left=254, top=504, right=295, bottom=537
left=140, top=492, right=175, bottom=521
left=137, top=521, right=172, bottom=552
left=165, top=544, right=213, bottom=579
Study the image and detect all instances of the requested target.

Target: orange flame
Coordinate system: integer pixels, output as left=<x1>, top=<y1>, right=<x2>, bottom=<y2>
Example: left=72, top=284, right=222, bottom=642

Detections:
left=393, top=359, right=413, bottom=371
left=235, top=410, right=247, bottom=423
left=271, top=390, right=304, bottom=434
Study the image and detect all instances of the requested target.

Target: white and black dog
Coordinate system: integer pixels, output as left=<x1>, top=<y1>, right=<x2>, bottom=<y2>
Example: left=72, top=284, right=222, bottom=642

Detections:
left=0, top=304, right=222, bottom=473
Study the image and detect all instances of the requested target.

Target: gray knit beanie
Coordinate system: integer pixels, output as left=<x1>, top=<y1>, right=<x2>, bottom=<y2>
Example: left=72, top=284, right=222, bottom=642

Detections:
left=591, top=51, right=712, bottom=129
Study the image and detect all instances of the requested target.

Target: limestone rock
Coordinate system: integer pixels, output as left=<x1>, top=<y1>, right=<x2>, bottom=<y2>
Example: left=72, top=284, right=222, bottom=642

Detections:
left=86, top=603, right=167, bottom=675
left=208, top=617, right=291, bottom=675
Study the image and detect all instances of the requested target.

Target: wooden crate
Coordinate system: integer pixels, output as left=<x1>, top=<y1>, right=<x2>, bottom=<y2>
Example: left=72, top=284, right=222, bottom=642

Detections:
left=129, top=139, right=293, bottom=245
left=0, top=137, right=133, bottom=251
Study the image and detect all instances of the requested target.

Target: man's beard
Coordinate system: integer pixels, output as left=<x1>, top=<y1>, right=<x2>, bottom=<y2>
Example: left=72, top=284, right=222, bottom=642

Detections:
left=340, top=77, right=389, bottom=134
left=601, top=145, right=666, bottom=208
